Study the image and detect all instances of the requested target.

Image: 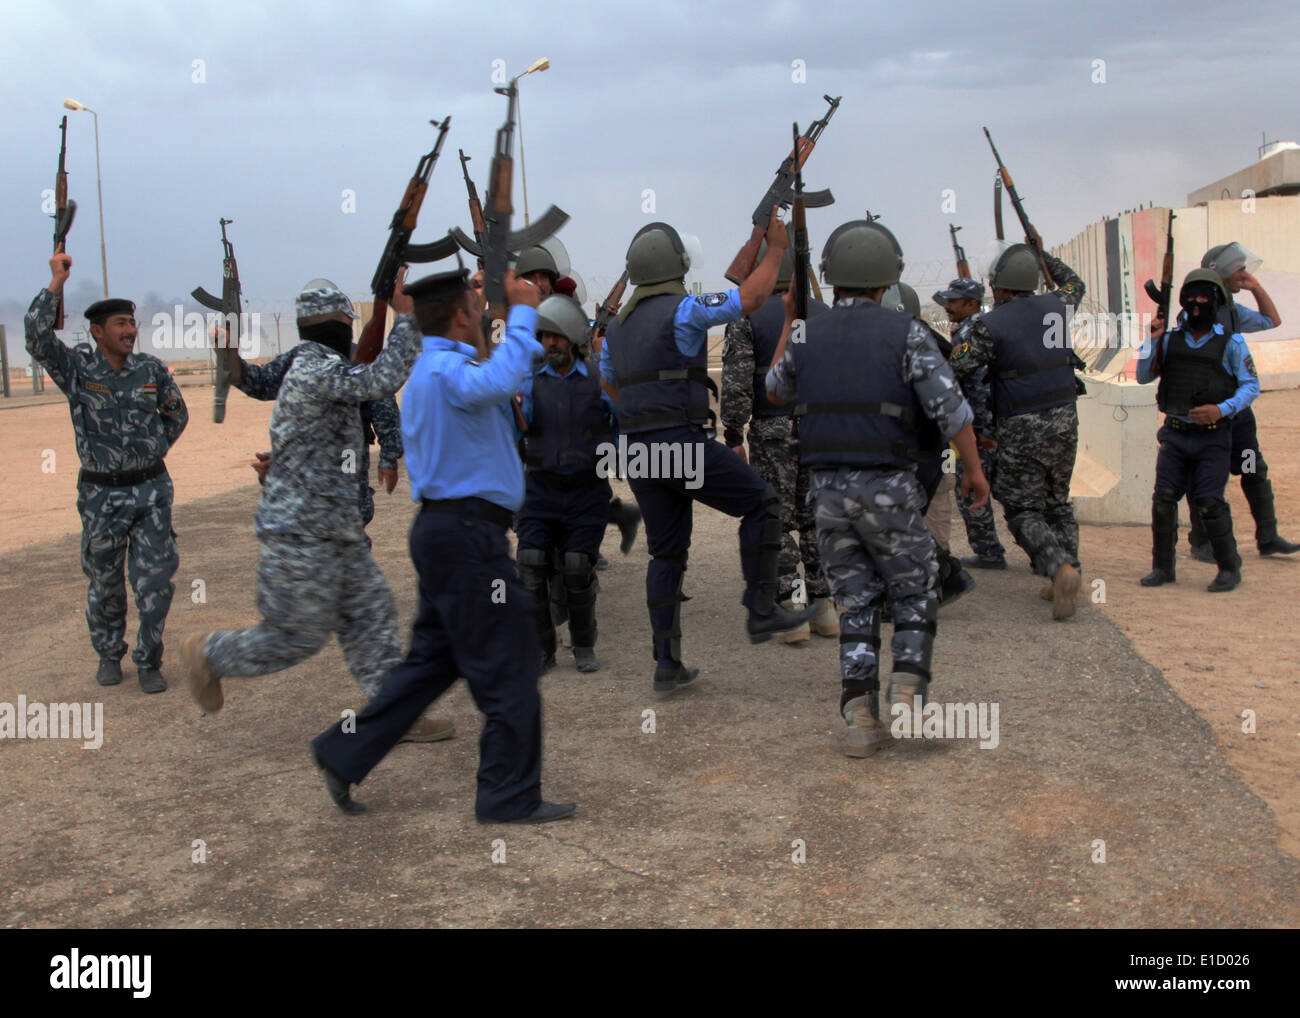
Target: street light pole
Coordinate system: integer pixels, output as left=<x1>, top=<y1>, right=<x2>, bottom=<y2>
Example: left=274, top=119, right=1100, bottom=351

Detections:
left=63, top=98, right=108, bottom=298
left=515, top=57, right=549, bottom=228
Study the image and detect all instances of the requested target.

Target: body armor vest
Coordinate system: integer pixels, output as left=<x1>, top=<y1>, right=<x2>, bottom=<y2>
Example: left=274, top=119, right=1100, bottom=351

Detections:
left=524, top=365, right=610, bottom=474
left=608, top=294, right=716, bottom=433
left=1156, top=328, right=1235, bottom=416
left=749, top=293, right=828, bottom=418
left=983, top=293, right=1077, bottom=419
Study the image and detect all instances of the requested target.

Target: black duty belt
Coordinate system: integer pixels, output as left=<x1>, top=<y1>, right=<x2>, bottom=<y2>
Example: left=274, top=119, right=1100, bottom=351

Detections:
left=421, top=497, right=514, bottom=529
left=1165, top=416, right=1225, bottom=433
left=78, top=462, right=166, bottom=487
left=526, top=469, right=604, bottom=491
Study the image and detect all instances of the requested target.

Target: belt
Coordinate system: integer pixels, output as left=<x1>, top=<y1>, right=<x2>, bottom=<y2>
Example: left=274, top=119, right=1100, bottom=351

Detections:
left=527, top=469, right=603, bottom=490
left=78, top=462, right=166, bottom=487
left=420, top=497, right=514, bottom=529
left=1165, top=416, right=1224, bottom=433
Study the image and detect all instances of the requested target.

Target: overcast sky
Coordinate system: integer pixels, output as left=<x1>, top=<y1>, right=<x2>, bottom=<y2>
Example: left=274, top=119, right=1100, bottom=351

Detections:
left=3, top=0, right=1296, bottom=362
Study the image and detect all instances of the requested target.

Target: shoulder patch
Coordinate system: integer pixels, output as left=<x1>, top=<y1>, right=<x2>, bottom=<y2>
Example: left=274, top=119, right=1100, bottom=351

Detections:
left=1245, top=354, right=1257, bottom=377
left=160, top=395, right=183, bottom=417
left=950, top=341, right=970, bottom=361
left=696, top=293, right=728, bottom=308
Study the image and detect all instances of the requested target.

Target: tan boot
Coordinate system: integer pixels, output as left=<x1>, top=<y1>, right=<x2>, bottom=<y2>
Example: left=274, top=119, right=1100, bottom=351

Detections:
left=1040, top=583, right=1054, bottom=601
left=777, top=599, right=811, bottom=644
left=400, top=716, right=456, bottom=743
left=887, top=678, right=926, bottom=737
left=181, top=633, right=222, bottom=714
left=839, top=695, right=891, bottom=758
left=1051, top=564, right=1081, bottom=620
left=810, top=596, right=840, bottom=637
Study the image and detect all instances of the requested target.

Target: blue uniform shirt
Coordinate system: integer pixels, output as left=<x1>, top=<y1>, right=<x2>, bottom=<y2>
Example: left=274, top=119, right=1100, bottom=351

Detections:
left=403, top=304, right=541, bottom=511
left=599, top=289, right=743, bottom=386
left=1137, top=322, right=1259, bottom=423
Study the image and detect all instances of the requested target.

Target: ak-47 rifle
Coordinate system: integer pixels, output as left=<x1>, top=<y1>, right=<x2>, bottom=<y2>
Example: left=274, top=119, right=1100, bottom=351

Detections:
left=458, top=149, right=488, bottom=260
left=591, top=269, right=629, bottom=345
left=725, top=95, right=841, bottom=284
left=993, top=174, right=1005, bottom=242
left=475, top=76, right=568, bottom=333
left=191, top=218, right=241, bottom=424
left=950, top=224, right=971, bottom=279
left=52, top=116, right=77, bottom=330
left=354, top=117, right=460, bottom=364
left=983, top=127, right=1056, bottom=288
left=1143, top=210, right=1176, bottom=374
left=790, top=122, right=810, bottom=327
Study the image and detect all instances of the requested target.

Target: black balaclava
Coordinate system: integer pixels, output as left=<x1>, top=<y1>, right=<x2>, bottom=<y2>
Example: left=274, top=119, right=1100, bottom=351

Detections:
left=1179, top=281, right=1221, bottom=332
left=298, top=320, right=354, bottom=359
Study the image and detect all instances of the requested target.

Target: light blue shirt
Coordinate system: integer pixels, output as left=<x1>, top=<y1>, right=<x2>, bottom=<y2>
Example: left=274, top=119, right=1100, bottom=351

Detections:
left=1137, top=322, right=1259, bottom=423
left=402, top=305, right=541, bottom=511
left=599, top=289, right=743, bottom=385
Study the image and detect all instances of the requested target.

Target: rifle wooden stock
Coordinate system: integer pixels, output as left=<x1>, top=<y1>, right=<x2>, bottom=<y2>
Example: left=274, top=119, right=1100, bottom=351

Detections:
left=354, top=299, right=388, bottom=365
left=54, top=117, right=70, bottom=330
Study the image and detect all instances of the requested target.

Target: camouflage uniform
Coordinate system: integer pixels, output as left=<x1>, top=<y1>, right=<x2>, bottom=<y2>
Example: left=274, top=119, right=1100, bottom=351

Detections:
left=949, top=254, right=1085, bottom=578
left=204, top=311, right=422, bottom=699
left=722, top=315, right=829, bottom=601
left=25, top=289, right=188, bottom=670
left=767, top=303, right=973, bottom=706
left=949, top=315, right=1005, bottom=561
left=235, top=348, right=403, bottom=527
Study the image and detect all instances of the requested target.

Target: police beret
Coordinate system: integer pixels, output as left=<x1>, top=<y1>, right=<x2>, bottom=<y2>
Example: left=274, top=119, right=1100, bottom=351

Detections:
left=403, top=268, right=470, bottom=304
left=84, top=298, right=136, bottom=322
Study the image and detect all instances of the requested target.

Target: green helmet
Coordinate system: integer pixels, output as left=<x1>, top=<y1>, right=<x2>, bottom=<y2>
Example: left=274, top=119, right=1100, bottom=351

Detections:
left=882, top=282, right=920, bottom=316
left=757, top=228, right=796, bottom=287
left=1180, top=268, right=1229, bottom=306
left=988, top=244, right=1040, bottom=292
left=515, top=245, right=559, bottom=281
left=626, top=222, right=690, bottom=285
left=535, top=295, right=592, bottom=352
left=819, top=220, right=903, bottom=289
left=1201, top=242, right=1261, bottom=281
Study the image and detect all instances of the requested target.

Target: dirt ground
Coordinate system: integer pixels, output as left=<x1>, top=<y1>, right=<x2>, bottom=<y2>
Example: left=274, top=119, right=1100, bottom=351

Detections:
left=0, top=382, right=1297, bottom=927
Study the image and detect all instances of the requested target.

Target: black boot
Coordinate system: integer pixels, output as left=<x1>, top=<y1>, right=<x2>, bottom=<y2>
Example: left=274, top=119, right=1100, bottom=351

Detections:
left=744, top=516, right=816, bottom=642
left=609, top=497, right=642, bottom=555
left=1241, top=474, right=1300, bottom=556
left=563, top=552, right=599, bottom=672
left=938, top=551, right=976, bottom=606
left=1186, top=497, right=1214, bottom=562
left=1196, top=498, right=1242, bottom=593
left=1140, top=492, right=1178, bottom=586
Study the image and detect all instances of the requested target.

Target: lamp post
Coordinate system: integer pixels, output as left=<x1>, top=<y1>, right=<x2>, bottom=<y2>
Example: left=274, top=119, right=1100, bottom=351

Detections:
left=515, top=57, right=549, bottom=227
left=63, top=98, right=108, bottom=298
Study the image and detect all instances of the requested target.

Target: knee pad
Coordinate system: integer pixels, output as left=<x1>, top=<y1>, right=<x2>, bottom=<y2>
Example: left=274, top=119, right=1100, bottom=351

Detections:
left=562, top=551, right=595, bottom=589
left=1192, top=497, right=1229, bottom=523
left=517, top=546, right=552, bottom=587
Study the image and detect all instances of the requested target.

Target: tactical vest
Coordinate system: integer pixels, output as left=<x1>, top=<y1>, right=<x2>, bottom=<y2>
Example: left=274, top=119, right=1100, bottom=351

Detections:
left=608, top=294, right=717, bottom=433
left=983, top=293, right=1078, bottom=419
left=523, top=365, right=611, bottom=474
left=792, top=301, right=937, bottom=470
left=1156, top=328, right=1235, bottom=416
left=749, top=294, right=828, bottom=418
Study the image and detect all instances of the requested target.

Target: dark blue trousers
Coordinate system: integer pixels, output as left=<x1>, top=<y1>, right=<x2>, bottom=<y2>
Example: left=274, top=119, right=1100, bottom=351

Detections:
left=312, top=507, right=543, bottom=821
left=1156, top=423, right=1232, bottom=502
left=627, top=424, right=771, bottom=665
left=516, top=474, right=611, bottom=561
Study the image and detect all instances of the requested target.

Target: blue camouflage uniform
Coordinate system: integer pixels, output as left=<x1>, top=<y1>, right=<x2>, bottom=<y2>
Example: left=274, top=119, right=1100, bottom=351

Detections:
left=767, top=298, right=972, bottom=713
left=234, top=346, right=404, bottom=527
left=25, top=289, right=188, bottom=673
left=202, top=308, right=421, bottom=700
left=948, top=313, right=1005, bottom=562
left=312, top=304, right=552, bottom=822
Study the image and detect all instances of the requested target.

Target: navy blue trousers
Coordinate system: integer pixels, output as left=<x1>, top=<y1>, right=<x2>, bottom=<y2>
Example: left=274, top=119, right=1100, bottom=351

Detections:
left=626, top=424, right=770, bottom=665
left=516, top=474, right=611, bottom=561
left=1156, top=423, right=1232, bottom=502
left=312, top=507, right=543, bottom=821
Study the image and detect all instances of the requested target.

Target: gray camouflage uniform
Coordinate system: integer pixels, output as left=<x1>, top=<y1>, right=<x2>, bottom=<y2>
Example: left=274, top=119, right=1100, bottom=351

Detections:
left=767, top=301, right=973, bottom=704
left=949, top=253, right=1085, bottom=578
left=948, top=314, right=1005, bottom=561
left=722, top=315, right=829, bottom=601
left=25, top=288, right=188, bottom=670
left=235, top=347, right=403, bottom=527
left=204, top=314, right=421, bottom=698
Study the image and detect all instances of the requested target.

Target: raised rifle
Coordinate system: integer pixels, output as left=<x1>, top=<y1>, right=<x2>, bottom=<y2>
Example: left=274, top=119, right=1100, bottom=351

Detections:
left=993, top=174, right=1005, bottom=242
left=354, top=117, right=461, bottom=364
left=790, top=122, right=810, bottom=327
left=983, top=127, right=1056, bottom=288
left=591, top=269, right=629, bottom=345
left=192, top=218, right=241, bottom=424
left=950, top=224, right=971, bottom=279
left=1143, top=210, right=1176, bottom=374
left=52, top=116, right=77, bottom=330
left=725, top=94, right=841, bottom=284
left=457, top=149, right=488, bottom=261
